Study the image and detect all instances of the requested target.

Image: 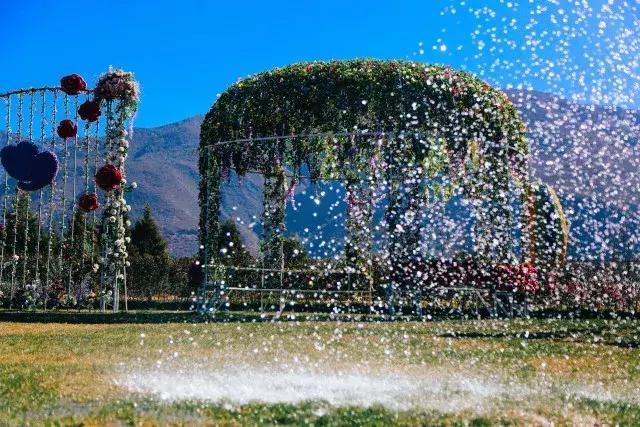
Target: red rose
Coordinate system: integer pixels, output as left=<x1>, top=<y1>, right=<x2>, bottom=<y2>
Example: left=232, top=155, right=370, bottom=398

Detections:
left=95, top=164, right=123, bottom=191
left=56, top=119, right=77, bottom=139
left=78, top=193, right=100, bottom=212
left=60, top=74, right=87, bottom=95
left=78, top=100, right=101, bottom=122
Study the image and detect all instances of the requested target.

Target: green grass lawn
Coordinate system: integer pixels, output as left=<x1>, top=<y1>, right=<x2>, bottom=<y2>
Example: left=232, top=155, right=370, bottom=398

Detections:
left=0, top=310, right=639, bottom=426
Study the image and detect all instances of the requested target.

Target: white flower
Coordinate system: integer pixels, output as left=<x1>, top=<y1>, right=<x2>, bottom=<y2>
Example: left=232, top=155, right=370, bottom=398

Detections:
left=131, top=182, right=137, bottom=189
left=109, top=216, right=116, bottom=223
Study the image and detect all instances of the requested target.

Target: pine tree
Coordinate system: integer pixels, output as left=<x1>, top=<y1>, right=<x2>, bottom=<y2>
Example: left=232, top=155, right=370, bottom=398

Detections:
left=62, top=210, right=98, bottom=291
left=131, top=205, right=167, bottom=257
left=129, top=205, right=169, bottom=302
left=216, top=219, right=254, bottom=267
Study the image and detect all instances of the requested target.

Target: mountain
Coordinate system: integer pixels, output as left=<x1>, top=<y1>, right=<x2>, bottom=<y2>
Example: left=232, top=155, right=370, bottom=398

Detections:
left=126, top=116, right=203, bottom=256
left=505, top=90, right=640, bottom=259
left=14, top=90, right=626, bottom=258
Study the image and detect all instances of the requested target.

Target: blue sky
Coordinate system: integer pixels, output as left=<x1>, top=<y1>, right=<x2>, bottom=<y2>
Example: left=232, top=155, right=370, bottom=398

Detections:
left=2, top=0, right=638, bottom=127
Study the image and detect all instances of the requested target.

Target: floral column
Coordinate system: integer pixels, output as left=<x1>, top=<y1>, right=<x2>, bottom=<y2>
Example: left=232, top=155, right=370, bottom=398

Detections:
left=92, top=70, right=139, bottom=312
left=261, top=163, right=286, bottom=272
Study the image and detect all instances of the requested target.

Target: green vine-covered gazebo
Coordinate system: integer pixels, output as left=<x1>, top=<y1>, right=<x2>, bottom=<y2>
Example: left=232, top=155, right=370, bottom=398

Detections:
left=198, top=59, right=566, bottom=294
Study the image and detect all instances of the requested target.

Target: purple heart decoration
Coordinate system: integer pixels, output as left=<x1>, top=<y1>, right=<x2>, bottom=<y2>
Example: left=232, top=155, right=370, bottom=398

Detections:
left=1, top=140, right=58, bottom=191
left=17, top=151, right=59, bottom=191
left=1, top=141, right=39, bottom=181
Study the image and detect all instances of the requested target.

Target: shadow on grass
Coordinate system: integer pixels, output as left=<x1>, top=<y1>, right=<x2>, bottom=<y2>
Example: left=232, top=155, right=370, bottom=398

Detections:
left=0, top=310, right=201, bottom=324
left=438, top=326, right=640, bottom=348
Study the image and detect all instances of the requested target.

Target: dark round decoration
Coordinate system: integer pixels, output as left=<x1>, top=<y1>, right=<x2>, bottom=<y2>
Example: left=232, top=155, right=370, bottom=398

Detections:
left=0, top=140, right=59, bottom=191
left=78, top=100, right=101, bottom=122
left=95, top=164, right=123, bottom=191
left=57, top=119, right=77, bottom=139
left=78, top=193, right=100, bottom=212
left=60, top=74, right=87, bottom=95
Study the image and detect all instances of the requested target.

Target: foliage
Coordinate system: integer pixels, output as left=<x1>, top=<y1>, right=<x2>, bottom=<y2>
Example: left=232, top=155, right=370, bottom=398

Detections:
left=216, top=219, right=254, bottom=267
left=200, top=59, right=528, bottom=178
left=167, top=256, right=199, bottom=297
left=389, top=254, right=539, bottom=294
left=94, top=69, right=140, bottom=113
left=96, top=69, right=139, bottom=310
left=544, top=260, right=640, bottom=311
left=282, top=236, right=311, bottom=270
left=129, top=205, right=169, bottom=301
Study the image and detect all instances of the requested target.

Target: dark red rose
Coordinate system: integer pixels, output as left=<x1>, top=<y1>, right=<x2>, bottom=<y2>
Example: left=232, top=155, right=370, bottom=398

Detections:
left=60, top=74, right=87, bottom=95
left=95, top=164, right=123, bottom=191
left=78, top=193, right=100, bottom=212
left=78, top=100, right=101, bottom=122
left=56, top=119, right=77, bottom=139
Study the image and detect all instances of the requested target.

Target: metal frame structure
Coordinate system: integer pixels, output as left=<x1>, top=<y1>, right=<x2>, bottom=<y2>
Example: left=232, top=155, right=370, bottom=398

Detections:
left=0, top=77, right=135, bottom=311
left=197, top=132, right=531, bottom=319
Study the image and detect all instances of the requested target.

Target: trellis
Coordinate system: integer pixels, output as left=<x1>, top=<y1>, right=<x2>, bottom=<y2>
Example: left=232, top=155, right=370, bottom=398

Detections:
left=198, top=132, right=530, bottom=318
left=198, top=60, right=569, bottom=318
left=0, top=70, right=138, bottom=311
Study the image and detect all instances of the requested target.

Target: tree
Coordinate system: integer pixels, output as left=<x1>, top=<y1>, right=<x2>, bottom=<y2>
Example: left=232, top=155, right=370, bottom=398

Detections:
left=216, top=219, right=255, bottom=287
left=64, top=210, right=98, bottom=279
left=168, top=256, right=198, bottom=297
left=216, top=219, right=254, bottom=265
left=131, top=205, right=167, bottom=257
left=58, top=209, right=99, bottom=307
left=282, top=236, right=311, bottom=270
left=129, top=205, right=169, bottom=302
left=1, top=192, right=56, bottom=308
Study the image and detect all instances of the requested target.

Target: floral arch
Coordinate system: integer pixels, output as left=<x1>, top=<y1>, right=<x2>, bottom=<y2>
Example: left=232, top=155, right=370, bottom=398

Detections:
left=198, top=59, right=566, bottom=305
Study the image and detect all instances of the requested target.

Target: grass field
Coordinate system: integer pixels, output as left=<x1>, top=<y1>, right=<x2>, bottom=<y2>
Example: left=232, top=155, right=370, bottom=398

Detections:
left=1, top=311, right=639, bottom=426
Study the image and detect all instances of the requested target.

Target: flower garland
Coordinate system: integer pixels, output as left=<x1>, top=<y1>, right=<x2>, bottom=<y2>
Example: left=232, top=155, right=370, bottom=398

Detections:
left=93, top=69, right=139, bottom=310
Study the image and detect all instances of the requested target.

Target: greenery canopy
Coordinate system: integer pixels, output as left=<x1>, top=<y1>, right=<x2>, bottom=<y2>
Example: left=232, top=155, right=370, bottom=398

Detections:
left=200, top=59, right=528, bottom=179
